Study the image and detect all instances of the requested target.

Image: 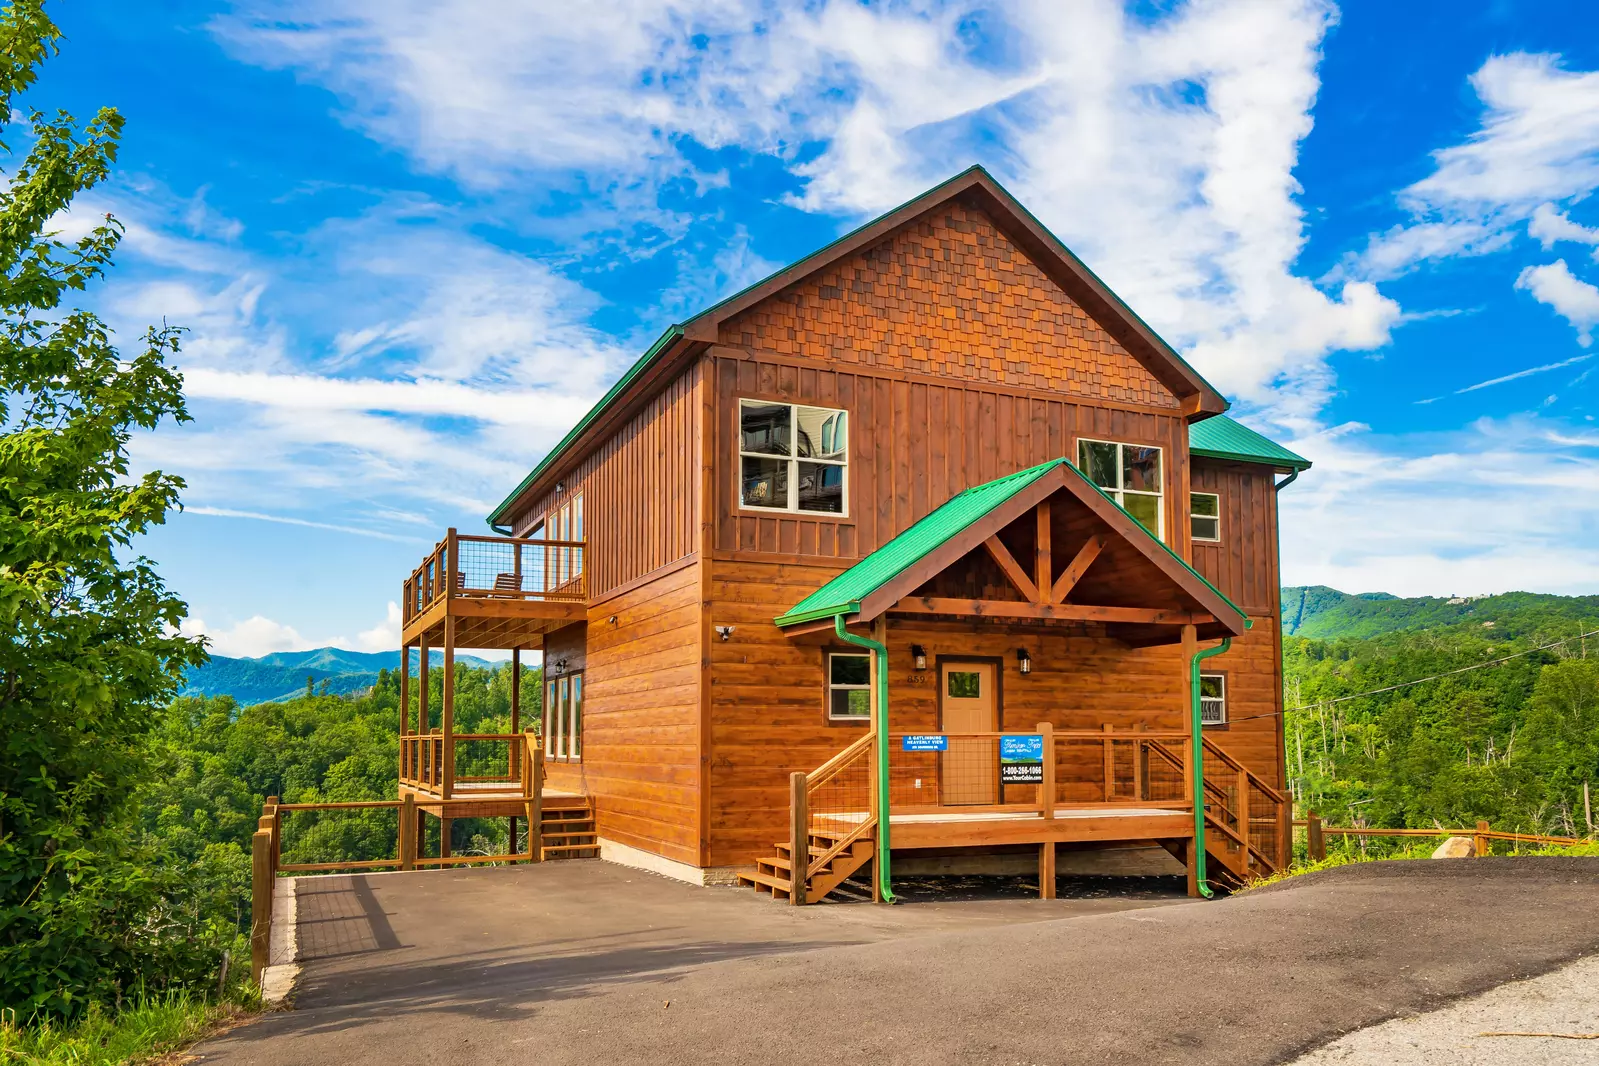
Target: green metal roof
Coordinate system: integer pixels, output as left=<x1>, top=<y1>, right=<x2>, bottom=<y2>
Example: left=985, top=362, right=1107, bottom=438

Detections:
left=1188, top=415, right=1311, bottom=472
left=774, top=458, right=1248, bottom=628
left=776, top=458, right=1068, bottom=627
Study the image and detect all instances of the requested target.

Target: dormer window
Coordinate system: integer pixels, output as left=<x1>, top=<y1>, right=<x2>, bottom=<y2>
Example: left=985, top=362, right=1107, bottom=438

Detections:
left=1077, top=438, right=1164, bottom=541
left=739, top=400, right=848, bottom=514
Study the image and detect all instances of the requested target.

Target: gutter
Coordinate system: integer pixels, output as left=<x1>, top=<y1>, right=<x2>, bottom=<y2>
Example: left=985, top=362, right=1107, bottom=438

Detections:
left=1188, top=636, right=1232, bottom=899
left=1274, top=468, right=1301, bottom=492
left=833, top=614, right=896, bottom=903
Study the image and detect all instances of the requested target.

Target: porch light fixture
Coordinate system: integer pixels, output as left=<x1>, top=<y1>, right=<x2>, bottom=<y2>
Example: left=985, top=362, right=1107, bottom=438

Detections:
left=911, top=644, right=927, bottom=671
left=551, top=658, right=567, bottom=677
left=1017, top=648, right=1032, bottom=676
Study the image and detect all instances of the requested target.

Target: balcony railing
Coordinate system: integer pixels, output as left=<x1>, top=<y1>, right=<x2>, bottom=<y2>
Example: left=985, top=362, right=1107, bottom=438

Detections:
left=403, top=528, right=586, bottom=625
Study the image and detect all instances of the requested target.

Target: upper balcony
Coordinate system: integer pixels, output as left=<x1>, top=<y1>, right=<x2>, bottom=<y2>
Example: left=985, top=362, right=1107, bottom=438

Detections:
left=401, top=529, right=588, bottom=650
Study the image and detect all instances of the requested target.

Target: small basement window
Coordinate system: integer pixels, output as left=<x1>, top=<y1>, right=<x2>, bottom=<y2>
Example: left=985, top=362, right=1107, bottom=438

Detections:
left=828, top=652, right=871, bottom=721
left=740, top=400, right=848, bottom=514
left=1191, top=492, right=1220, bottom=543
left=1199, top=673, right=1226, bottom=726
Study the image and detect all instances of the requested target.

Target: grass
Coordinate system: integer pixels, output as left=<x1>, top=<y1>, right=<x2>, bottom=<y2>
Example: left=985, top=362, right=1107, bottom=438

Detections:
left=1242, top=836, right=1599, bottom=892
left=0, top=991, right=253, bottom=1066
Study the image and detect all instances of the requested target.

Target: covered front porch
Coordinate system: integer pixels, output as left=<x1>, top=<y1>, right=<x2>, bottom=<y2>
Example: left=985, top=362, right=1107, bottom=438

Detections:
left=749, top=457, right=1289, bottom=903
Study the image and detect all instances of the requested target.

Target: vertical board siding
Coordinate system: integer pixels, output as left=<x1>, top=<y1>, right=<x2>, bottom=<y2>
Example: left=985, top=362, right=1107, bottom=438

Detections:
left=513, top=362, right=701, bottom=597
left=1190, top=459, right=1281, bottom=614
left=711, top=352, right=1188, bottom=564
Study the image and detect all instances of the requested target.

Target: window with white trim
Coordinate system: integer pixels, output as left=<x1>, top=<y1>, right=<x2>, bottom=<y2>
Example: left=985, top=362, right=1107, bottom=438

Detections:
left=1077, top=438, right=1164, bottom=540
left=739, top=400, right=848, bottom=514
left=530, top=494, right=584, bottom=589
left=827, top=652, right=871, bottom=721
left=1199, top=673, right=1226, bottom=726
left=545, top=672, right=583, bottom=760
left=1191, top=492, right=1220, bottom=543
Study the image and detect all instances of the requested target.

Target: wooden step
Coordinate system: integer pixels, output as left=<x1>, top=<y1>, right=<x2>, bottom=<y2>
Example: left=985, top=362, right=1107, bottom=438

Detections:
left=542, top=831, right=597, bottom=841
left=736, top=869, right=792, bottom=894
left=542, top=843, right=599, bottom=855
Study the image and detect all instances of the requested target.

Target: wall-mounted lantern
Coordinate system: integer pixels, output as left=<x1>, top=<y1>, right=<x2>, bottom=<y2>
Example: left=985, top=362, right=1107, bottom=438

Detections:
left=911, top=644, right=928, bottom=671
left=1017, top=648, right=1032, bottom=676
left=551, top=657, right=568, bottom=677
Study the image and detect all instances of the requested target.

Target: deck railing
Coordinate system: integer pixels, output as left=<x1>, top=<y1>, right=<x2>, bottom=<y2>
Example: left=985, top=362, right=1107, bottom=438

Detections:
left=251, top=736, right=547, bottom=982
left=403, top=528, right=586, bottom=626
left=400, top=732, right=526, bottom=792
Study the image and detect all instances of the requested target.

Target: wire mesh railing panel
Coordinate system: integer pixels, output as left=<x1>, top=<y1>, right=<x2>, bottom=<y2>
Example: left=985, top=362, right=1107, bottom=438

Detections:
left=454, top=735, right=519, bottom=784
left=452, top=536, right=585, bottom=599
left=887, top=748, right=941, bottom=808
left=806, top=740, right=872, bottom=846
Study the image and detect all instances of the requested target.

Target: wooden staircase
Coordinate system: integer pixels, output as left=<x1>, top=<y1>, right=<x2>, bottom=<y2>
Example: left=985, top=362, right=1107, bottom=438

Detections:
left=738, top=828, right=874, bottom=903
left=1148, top=736, right=1292, bottom=890
left=539, top=802, right=598, bottom=860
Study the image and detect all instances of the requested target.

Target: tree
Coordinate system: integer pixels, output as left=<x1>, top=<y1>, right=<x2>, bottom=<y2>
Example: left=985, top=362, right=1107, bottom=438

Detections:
left=0, top=2, right=210, bottom=1016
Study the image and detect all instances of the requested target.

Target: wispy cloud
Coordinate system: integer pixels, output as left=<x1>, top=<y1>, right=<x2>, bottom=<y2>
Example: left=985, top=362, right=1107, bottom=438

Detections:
left=1516, top=259, right=1599, bottom=345
left=1415, top=353, right=1594, bottom=404
left=185, top=506, right=428, bottom=543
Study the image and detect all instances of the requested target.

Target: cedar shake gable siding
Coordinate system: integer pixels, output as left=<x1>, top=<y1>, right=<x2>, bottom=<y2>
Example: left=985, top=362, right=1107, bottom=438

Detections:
left=717, top=202, right=1178, bottom=410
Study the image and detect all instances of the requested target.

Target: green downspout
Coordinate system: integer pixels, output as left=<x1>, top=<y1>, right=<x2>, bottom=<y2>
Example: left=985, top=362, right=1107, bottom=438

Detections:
left=1189, top=636, right=1232, bottom=899
left=835, top=614, right=896, bottom=903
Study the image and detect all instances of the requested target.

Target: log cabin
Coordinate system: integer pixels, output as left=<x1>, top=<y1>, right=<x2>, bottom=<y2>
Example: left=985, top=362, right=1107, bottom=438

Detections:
left=395, top=166, right=1312, bottom=901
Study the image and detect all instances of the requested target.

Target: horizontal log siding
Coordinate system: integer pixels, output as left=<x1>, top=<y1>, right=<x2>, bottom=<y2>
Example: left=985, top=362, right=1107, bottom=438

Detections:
left=707, top=561, right=1283, bottom=865
left=512, top=361, right=701, bottom=598
left=1190, top=459, right=1281, bottom=615
left=709, top=353, right=1191, bottom=564
left=543, top=562, right=703, bottom=864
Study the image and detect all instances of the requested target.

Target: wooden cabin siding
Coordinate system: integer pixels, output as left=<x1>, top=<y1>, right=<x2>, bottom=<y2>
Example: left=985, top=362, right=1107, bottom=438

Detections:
left=543, top=561, right=704, bottom=865
left=511, top=361, right=702, bottom=598
left=708, top=349, right=1192, bottom=564
left=1190, top=458, right=1281, bottom=615
left=704, top=596, right=1283, bottom=866
left=716, top=201, right=1178, bottom=409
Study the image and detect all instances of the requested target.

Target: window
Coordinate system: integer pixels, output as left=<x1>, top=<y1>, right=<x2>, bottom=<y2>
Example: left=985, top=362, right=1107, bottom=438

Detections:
left=828, top=652, right=871, bottom=721
left=947, top=671, right=981, bottom=698
left=1199, top=673, right=1226, bottom=726
left=1190, top=492, right=1220, bottom=543
left=545, top=672, right=584, bottom=759
left=1077, top=438, right=1164, bottom=540
left=740, top=400, right=848, bottom=514
left=532, top=494, right=584, bottom=589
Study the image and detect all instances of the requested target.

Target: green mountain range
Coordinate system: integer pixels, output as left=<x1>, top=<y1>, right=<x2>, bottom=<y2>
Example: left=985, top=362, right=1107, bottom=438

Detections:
left=181, top=647, right=500, bottom=706
left=1281, top=586, right=1599, bottom=642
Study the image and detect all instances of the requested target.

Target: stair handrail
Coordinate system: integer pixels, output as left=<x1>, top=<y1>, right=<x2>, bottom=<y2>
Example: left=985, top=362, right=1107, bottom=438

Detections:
left=800, top=732, right=878, bottom=884
left=1144, top=735, right=1289, bottom=876
left=808, top=730, right=875, bottom=790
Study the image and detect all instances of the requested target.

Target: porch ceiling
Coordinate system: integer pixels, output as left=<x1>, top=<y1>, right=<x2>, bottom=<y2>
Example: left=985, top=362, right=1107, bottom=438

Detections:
left=774, top=458, right=1248, bottom=646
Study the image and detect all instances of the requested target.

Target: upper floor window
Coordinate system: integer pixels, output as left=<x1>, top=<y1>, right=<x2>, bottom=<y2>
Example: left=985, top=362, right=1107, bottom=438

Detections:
left=739, top=400, right=848, bottom=515
left=1077, top=438, right=1163, bottom=540
left=1190, top=492, right=1220, bottom=543
left=530, top=493, right=583, bottom=589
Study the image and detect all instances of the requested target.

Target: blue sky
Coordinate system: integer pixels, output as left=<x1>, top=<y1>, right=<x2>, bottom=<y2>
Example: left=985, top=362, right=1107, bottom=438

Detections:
left=41, top=0, right=1599, bottom=657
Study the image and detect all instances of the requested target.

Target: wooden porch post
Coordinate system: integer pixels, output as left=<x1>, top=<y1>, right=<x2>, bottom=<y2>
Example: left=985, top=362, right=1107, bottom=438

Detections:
left=789, top=772, right=808, bottom=906
left=442, top=615, right=456, bottom=801
left=525, top=742, right=545, bottom=862
left=399, top=792, right=416, bottom=871
left=1307, top=811, right=1325, bottom=861
left=510, top=647, right=521, bottom=781
left=418, top=633, right=430, bottom=736
left=1038, top=720, right=1055, bottom=900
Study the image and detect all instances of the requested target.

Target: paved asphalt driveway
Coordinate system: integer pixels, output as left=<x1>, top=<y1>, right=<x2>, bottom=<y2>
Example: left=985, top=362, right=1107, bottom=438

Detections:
left=194, top=857, right=1599, bottom=1066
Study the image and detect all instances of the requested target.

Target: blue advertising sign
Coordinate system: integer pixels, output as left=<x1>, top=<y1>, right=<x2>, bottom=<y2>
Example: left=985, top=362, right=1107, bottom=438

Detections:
left=902, top=734, right=949, bottom=752
left=999, top=734, right=1044, bottom=784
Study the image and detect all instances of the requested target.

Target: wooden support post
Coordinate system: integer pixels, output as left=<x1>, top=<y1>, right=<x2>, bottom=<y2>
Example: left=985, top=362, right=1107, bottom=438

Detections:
left=525, top=742, right=545, bottom=862
left=789, top=772, right=808, bottom=906
left=399, top=792, right=416, bottom=871
left=250, top=829, right=272, bottom=983
left=1132, top=725, right=1146, bottom=801
left=1037, top=722, right=1055, bottom=820
left=1277, top=791, right=1293, bottom=872
left=263, top=798, right=280, bottom=879
left=1035, top=500, right=1052, bottom=602
left=1475, top=819, right=1490, bottom=858
left=418, top=633, right=430, bottom=736
left=1102, top=722, right=1115, bottom=802
left=399, top=644, right=410, bottom=780
left=509, top=815, right=518, bottom=863
left=440, top=817, right=452, bottom=860
left=1308, top=811, right=1325, bottom=861
left=1039, top=841, right=1056, bottom=899
left=510, top=647, right=522, bottom=780
left=1236, top=768, right=1251, bottom=875
left=1185, top=839, right=1200, bottom=899
left=441, top=615, right=456, bottom=800
left=1181, top=738, right=1193, bottom=809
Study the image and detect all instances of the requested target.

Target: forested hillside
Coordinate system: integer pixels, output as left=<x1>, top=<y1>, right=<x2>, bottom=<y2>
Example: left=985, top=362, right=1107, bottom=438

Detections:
left=1282, top=589, right=1599, bottom=837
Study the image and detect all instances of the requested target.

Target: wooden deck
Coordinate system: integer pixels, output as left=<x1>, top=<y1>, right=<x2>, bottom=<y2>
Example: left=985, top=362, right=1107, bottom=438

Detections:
left=819, top=804, right=1192, bottom=849
left=402, top=528, right=586, bottom=649
left=398, top=780, right=588, bottom=819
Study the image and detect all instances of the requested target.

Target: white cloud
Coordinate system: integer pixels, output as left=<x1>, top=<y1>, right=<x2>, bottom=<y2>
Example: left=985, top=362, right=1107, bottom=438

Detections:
left=1353, top=53, right=1599, bottom=279
left=1516, top=260, right=1599, bottom=346
left=1529, top=202, right=1599, bottom=258
left=182, top=613, right=315, bottom=658
left=356, top=601, right=402, bottom=652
